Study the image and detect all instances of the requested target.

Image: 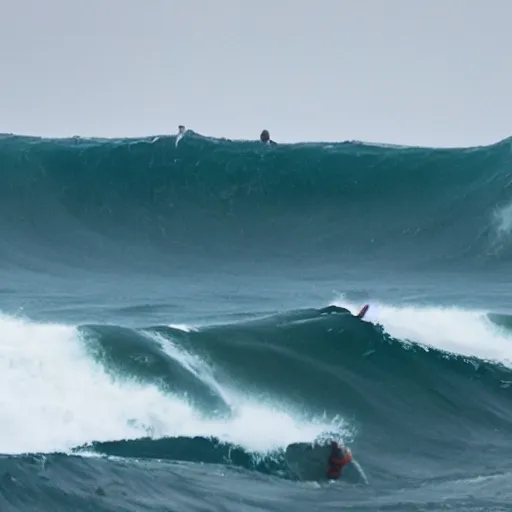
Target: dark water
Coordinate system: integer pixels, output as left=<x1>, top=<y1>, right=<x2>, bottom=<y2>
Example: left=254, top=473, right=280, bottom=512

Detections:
left=1, top=131, right=512, bottom=511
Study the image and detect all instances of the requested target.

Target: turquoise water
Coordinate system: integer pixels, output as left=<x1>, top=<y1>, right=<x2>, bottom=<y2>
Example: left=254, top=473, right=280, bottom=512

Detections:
left=1, top=132, right=512, bottom=511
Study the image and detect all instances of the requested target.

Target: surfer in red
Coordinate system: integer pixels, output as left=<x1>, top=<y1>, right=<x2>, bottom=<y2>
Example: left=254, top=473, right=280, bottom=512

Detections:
left=327, top=441, right=353, bottom=480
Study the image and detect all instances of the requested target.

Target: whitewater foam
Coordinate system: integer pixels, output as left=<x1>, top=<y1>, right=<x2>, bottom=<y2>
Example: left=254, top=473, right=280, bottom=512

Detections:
left=0, top=314, right=346, bottom=455
left=147, top=330, right=233, bottom=407
left=334, top=299, right=512, bottom=366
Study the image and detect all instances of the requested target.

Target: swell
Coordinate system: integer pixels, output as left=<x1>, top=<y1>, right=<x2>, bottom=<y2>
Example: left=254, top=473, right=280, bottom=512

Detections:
left=76, top=309, right=512, bottom=484
left=1, top=133, right=512, bottom=275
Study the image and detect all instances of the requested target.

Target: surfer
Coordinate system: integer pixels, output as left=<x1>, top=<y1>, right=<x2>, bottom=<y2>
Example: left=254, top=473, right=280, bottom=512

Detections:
left=175, top=125, right=186, bottom=147
left=260, top=129, right=277, bottom=145
left=327, top=441, right=353, bottom=480
left=319, top=304, right=369, bottom=319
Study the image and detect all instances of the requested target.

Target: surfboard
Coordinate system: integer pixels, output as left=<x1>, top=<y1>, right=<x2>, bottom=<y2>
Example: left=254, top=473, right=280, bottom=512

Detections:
left=356, top=304, right=370, bottom=319
left=284, top=442, right=368, bottom=484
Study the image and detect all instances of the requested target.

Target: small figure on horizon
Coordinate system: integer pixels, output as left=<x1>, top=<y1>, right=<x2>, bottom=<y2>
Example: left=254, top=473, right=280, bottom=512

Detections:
left=260, top=129, right=277, bottom=145
left=176, top=125, right=186, bottom=147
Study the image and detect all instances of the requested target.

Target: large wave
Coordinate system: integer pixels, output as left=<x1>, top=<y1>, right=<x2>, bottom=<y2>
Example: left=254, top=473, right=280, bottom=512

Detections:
left=2, top=302, right=512, bottom=486
left=1, top=132, right=512, bottom=276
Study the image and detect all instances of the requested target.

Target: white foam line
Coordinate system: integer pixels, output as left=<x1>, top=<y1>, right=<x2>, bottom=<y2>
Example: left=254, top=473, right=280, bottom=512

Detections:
left=334, top=298, right=512, bottom=365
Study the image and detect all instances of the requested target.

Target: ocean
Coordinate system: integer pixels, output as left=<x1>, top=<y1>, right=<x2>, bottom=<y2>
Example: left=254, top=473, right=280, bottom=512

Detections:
left=1, top=130, right=512, bottom=511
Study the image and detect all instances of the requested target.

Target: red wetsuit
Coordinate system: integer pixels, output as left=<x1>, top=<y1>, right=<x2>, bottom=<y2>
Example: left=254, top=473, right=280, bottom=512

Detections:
left=327, top=447, right=352, bottom=479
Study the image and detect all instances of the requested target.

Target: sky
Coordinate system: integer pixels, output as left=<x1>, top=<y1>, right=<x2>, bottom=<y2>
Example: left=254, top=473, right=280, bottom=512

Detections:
left=1, top=0, right=511, bottom=147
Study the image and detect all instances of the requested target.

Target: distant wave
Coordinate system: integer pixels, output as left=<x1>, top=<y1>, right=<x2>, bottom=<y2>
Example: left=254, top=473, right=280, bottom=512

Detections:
left=1, top=132, right=512, bottom=276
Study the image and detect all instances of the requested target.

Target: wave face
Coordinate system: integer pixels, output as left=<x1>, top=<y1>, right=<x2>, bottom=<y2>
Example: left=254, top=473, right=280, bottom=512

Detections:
left=2, top=304, right=512, bottom=511
left=1, top=132, right=512, bottom=276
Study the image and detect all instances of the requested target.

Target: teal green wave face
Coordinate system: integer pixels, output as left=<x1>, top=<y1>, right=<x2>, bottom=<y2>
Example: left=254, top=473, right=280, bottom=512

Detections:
left=0, top=133, right=511, bottom=275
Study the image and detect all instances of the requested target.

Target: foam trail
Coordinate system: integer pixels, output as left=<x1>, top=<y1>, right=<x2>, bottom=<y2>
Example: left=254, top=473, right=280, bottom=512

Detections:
left=0, top=314, right=345, bottom=455
left=147, top=330, right=234, bottom=408
left=334, top=299, right=512, bottom=365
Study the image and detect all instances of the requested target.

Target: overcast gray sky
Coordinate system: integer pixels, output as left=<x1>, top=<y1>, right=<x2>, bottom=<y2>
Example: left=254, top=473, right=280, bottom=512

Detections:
left=1, top=0, right=510, bottom=147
